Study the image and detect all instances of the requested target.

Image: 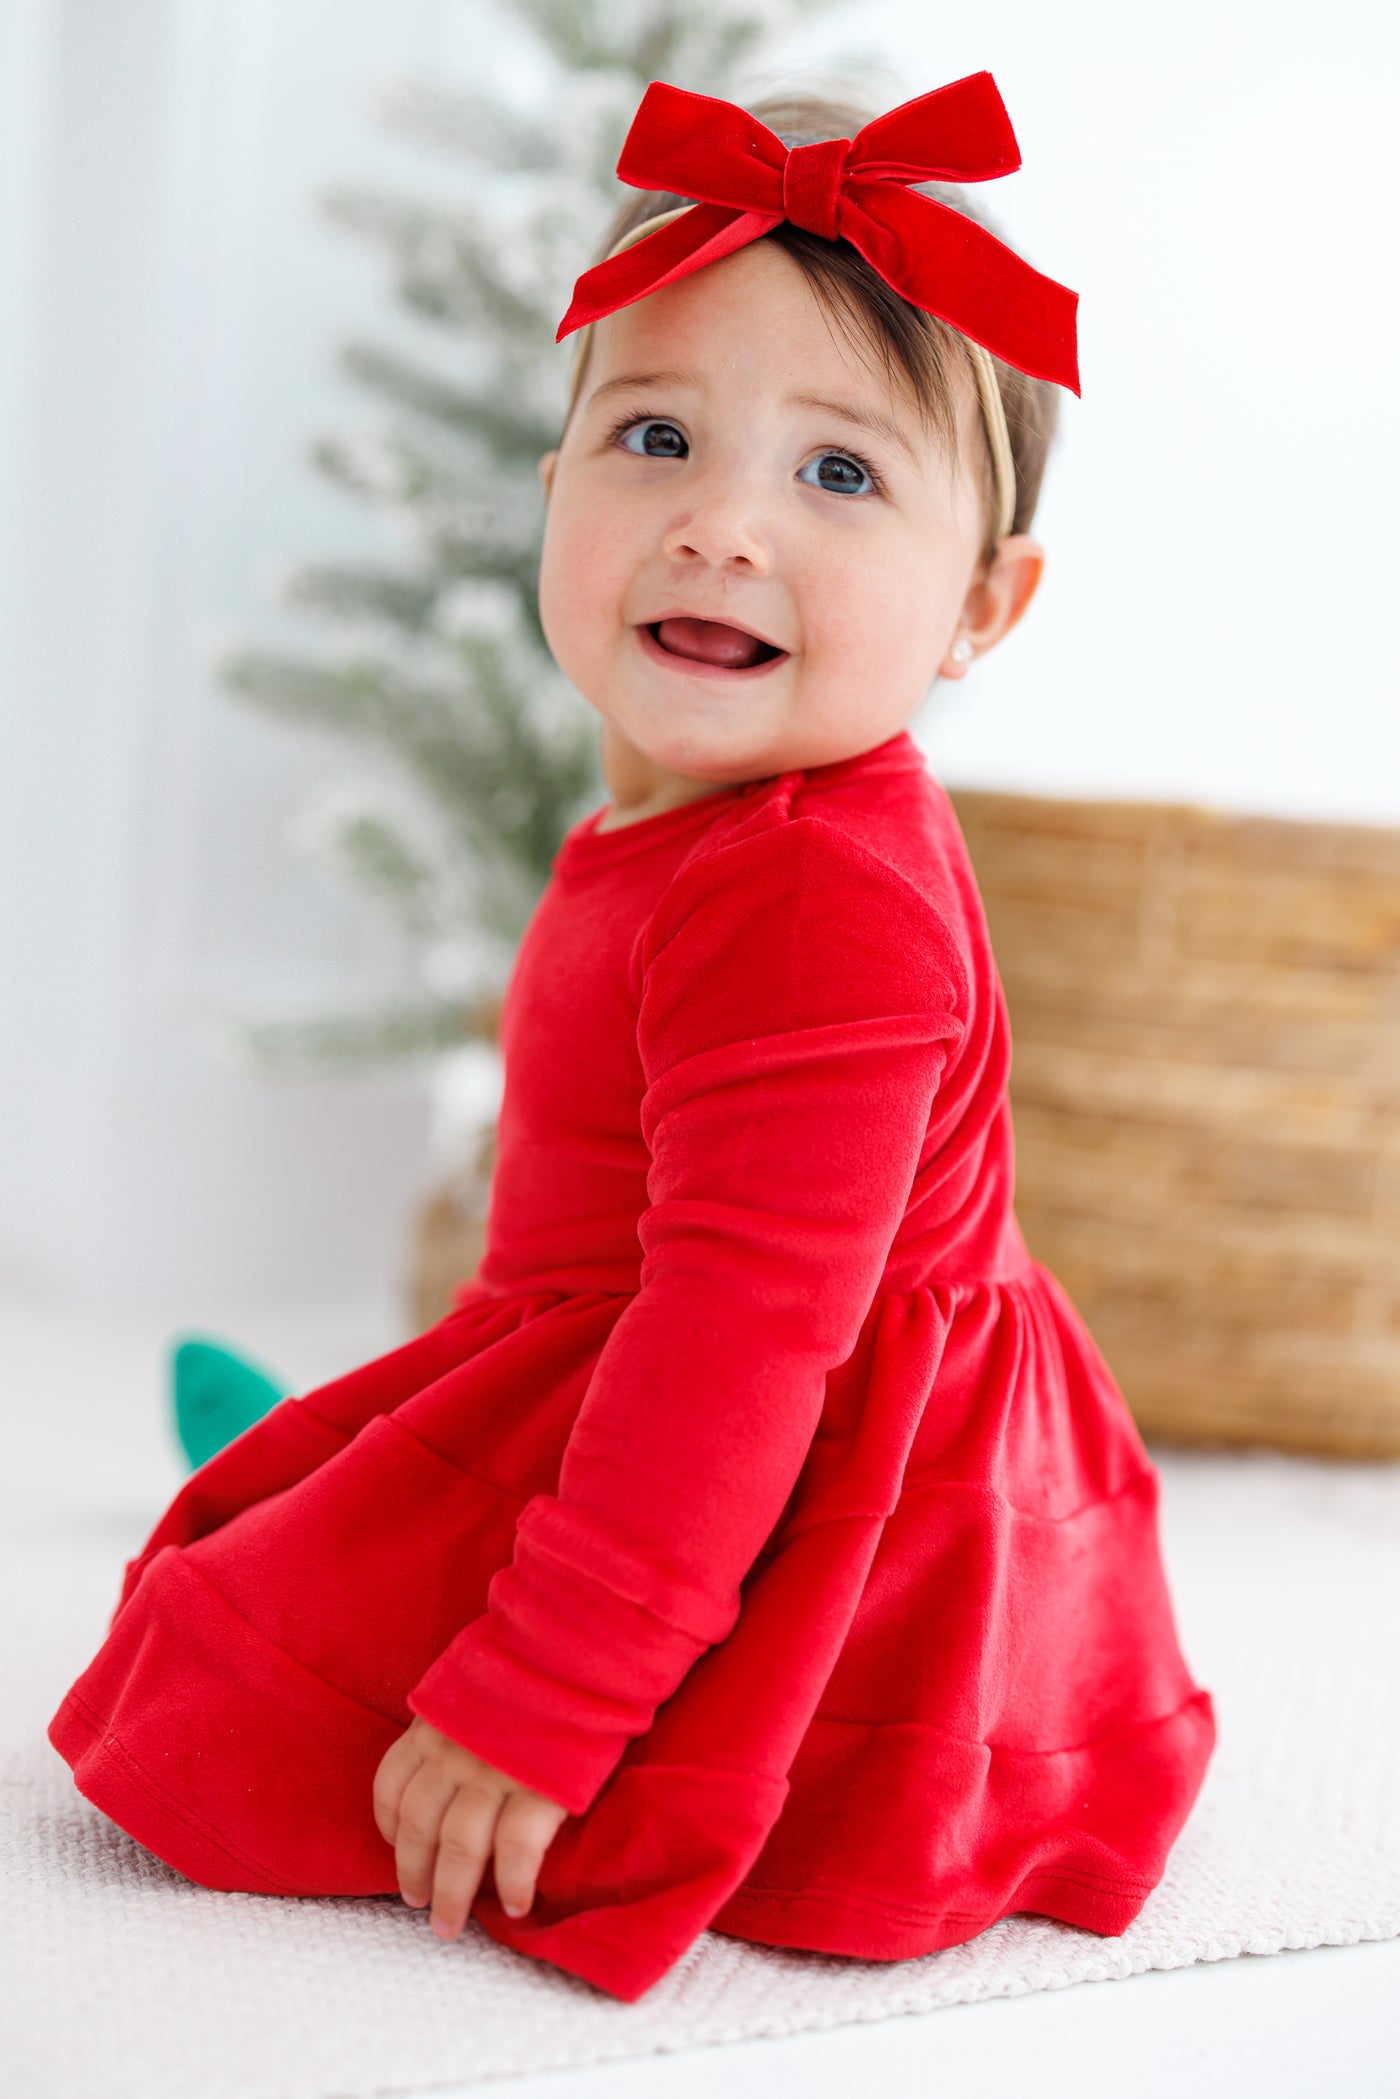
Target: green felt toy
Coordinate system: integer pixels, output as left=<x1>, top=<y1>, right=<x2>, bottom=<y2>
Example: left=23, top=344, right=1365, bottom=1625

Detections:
left=170, top=1337, right=291, bottom=1471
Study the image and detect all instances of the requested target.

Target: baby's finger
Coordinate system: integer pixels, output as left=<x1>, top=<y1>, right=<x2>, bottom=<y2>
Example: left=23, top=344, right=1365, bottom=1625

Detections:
left=371, top=1726, right=424, bottom=1845
left=429, top=1786, right=501, bottom=1941
left=492, top=1792, right=569, bottom=1919
left=393, top=1764, right=461, bottom=1910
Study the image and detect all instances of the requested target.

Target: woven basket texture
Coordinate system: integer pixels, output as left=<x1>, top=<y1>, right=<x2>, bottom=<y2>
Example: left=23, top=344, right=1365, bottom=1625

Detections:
left=948, top=789, right=1400, bottom=1459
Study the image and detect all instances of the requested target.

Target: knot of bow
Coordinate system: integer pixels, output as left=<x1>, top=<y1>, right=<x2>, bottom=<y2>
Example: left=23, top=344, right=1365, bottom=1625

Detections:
left=556, top=71, right=1080, bottom=396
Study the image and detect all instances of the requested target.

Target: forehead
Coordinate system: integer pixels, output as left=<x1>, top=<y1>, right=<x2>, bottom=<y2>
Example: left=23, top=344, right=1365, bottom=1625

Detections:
left=592, top=239, right=883, bottom=392
left=581, top=238, right=978, bottom=465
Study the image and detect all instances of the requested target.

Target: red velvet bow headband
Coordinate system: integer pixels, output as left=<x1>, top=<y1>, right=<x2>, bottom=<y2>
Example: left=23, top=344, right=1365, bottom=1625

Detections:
left=556, top=72, right=1080, bottom=541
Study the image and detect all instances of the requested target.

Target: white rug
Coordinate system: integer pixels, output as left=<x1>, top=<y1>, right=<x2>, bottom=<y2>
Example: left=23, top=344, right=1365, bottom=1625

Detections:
left=3, top=1301, right=1398, bottom=2097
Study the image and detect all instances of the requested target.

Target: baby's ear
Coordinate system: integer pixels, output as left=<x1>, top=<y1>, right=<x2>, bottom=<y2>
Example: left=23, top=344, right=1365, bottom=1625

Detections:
left=538, top=449, right=558, bottom=501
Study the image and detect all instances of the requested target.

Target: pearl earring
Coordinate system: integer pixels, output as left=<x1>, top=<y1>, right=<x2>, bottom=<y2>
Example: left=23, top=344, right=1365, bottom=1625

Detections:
left=949, top=637, right=975, bottom=667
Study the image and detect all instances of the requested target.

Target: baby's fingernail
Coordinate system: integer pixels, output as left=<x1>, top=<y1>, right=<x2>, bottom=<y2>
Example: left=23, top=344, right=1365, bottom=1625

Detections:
left=501, top=1900, right=528, bottom=1919
left=432, top=1917, right=456, bottom=1940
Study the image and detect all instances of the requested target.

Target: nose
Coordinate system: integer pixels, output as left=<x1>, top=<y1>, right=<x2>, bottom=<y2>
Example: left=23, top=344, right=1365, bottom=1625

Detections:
left=659, top=458, right=776, bottom=574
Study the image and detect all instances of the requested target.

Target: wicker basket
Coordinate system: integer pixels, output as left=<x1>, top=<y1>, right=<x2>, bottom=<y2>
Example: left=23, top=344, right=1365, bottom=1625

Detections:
left=948, top=788, right=1400, bottom=1459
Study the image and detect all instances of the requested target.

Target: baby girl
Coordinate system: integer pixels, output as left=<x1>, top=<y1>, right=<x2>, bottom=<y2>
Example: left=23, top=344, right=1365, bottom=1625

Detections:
left=48, top=72, right=1214, bottom=2002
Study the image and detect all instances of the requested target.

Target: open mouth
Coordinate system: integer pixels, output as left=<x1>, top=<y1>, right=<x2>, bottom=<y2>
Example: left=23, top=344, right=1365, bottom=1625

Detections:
left=639, top=616, right=789, bottom=678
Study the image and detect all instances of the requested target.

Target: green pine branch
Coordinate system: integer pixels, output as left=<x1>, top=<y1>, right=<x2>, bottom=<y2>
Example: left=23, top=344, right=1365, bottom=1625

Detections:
left=220, top=1000, right=485, bottom=1075
left=319, top=187, right=555, bottom=342
left=304, top=800, right=454, bottom=941
left=308, top=430, right=544, bottom=555
left=223, top=643, right=596, bottom=882
left=282, top=562, right=441, bottom=632
left=335, top=342, right=558, bottom=462
left=371, top=78, right=563, bottom=173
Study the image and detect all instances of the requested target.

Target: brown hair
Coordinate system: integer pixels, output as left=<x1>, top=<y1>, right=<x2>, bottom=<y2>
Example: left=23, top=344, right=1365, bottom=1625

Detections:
left=563, top=89, right=1061, bottom=572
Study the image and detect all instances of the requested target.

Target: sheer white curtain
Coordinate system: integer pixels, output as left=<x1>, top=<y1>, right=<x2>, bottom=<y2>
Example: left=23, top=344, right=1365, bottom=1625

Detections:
left=0, top=0, right=479, bottom=1313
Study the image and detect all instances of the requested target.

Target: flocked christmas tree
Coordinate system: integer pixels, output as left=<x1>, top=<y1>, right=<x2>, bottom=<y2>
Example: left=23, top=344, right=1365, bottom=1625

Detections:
left=220, top=0, right=854, bottom=1077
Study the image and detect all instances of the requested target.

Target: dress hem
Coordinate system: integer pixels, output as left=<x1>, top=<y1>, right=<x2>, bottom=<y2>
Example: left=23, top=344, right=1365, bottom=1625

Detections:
left=52, top=1672, right=1160, bottom=1980
left=712, top=1864, right=1153, bottom=1961
left=48, top=1686, right=310, bottom=1897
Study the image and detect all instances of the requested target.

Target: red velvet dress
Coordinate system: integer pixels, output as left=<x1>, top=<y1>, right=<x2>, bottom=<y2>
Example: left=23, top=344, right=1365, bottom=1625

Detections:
left=48, top=728, right=1215, bottom=2001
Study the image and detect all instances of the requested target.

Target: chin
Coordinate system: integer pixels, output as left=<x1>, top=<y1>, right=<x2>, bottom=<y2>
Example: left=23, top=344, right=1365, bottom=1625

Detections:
left=637, top=723, right=781, bottom=782
left=603, top=698, right=760, bottom=777
left=636, top=747, right=753, bottom=788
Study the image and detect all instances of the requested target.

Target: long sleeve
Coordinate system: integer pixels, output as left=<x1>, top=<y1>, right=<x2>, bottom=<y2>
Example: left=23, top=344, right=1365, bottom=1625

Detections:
left=407, top=813, right=966, bottom=1813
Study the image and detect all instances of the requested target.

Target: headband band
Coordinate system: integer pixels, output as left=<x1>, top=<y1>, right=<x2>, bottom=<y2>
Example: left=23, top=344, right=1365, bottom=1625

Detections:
left=563, top=206, right=1020, bottom=542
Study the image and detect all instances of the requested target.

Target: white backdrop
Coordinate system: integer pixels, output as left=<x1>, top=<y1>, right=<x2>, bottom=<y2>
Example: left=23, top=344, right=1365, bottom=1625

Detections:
left=0, top=0, right=1395, bottom=1316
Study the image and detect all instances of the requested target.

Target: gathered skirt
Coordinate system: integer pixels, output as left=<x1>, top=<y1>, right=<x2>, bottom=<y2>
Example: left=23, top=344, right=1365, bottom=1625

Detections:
left=49, top=1270, right=1216, bottom=2001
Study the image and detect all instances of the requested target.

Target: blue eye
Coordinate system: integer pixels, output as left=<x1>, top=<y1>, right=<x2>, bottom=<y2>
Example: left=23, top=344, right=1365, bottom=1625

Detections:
left=608, top=413, right=883, bottom=496
left=798, top=451, right=877, bottom=497
left=617, top=418, right=687, bottom=458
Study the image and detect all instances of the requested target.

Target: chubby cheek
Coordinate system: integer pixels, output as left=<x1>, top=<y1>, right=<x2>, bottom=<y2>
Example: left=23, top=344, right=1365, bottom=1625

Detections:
left=800, top=541, right=944, bottom=712
left=537, top=498, right=632, bottom=695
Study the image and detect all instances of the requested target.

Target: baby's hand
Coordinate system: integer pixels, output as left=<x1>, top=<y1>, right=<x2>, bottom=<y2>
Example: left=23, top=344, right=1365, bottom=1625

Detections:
left=372, top=1714, right=567, bottom=1939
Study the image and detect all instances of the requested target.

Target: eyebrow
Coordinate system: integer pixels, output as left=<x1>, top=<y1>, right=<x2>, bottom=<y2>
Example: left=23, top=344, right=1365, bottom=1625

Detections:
left=586, top=370, right=920, bottom=469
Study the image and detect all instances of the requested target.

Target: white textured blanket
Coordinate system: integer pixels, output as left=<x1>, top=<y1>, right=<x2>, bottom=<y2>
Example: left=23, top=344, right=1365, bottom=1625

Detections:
left=3, top=1304, right=1398, bottom=2097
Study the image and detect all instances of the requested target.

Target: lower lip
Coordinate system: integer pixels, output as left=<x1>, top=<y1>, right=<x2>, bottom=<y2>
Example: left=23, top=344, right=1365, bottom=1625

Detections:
left=635, top=623, right=790, bottom=681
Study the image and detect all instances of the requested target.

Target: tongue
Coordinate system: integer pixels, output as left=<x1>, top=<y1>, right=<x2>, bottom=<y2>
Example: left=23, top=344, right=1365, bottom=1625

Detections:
left=655, top=616, right=769, bottom=668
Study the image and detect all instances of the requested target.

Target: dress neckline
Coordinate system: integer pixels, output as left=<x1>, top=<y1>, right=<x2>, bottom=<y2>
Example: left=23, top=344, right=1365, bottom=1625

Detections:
left=553, top=780, right=750, bottom=875
left=553, top=728, right=925, bottom=877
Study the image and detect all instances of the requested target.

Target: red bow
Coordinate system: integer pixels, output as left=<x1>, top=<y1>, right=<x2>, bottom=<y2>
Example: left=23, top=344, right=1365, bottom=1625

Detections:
left=556, top=72, right=1080, bottom=395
